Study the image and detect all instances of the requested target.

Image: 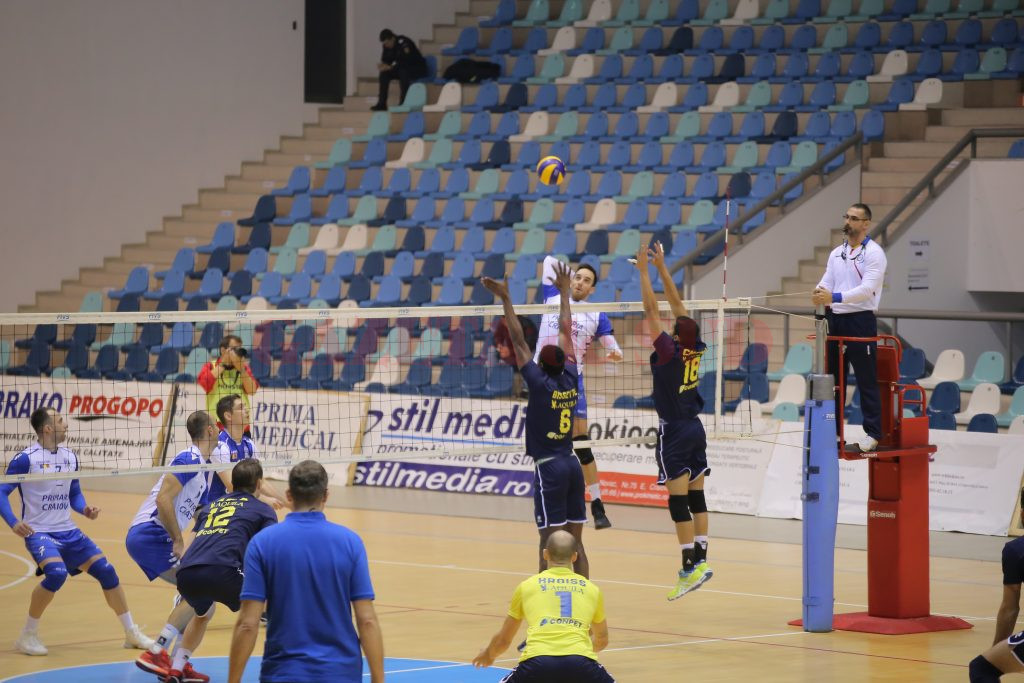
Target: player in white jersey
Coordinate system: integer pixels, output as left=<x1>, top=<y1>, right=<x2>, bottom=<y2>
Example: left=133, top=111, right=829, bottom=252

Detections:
left=534, top=256, right=623, bottom=529
left=203, top=394, right=286, bottom=508
left=129, top=410, right=219, bottom=683
left=0, top=407, right=153, bottom=656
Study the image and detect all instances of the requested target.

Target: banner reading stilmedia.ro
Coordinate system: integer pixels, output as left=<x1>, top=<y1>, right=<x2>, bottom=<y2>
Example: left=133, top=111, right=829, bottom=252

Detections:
left=0, top=376, right=169, bottom=472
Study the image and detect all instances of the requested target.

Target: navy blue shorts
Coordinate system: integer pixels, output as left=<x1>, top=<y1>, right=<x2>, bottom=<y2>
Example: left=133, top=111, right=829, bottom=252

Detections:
left=656, top=418, right=710, bottom=485
left=25, top=529, right=102, bottom=573
left=125, top=522, right=177, bottom=581
left=500, top=655, right=614, bottom=682
left=176, top=564, right=244, bottom=615
left=533, top=456, right=586, bottom=529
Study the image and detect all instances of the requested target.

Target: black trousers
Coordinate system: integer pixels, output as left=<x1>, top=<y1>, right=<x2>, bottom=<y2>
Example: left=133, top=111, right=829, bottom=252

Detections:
left=377, top=62, right=427, bottom=106
left=826, top=310, right=882, bottom=441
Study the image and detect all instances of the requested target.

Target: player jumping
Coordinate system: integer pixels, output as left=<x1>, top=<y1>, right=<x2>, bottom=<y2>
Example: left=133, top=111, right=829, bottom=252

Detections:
left=535, top=255, right=623, bottom=529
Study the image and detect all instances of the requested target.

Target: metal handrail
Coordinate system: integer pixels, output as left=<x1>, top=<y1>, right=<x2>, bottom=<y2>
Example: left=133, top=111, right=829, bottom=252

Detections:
left=871, top=127, right=1024, bottom=247
left=674, top=131, right=864, bottom=294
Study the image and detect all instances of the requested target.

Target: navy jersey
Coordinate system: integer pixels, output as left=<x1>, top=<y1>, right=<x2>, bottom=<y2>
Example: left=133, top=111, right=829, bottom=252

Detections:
left=1003, top=536, right=1024, bottom=585
left=650, top=328, right=707, bottom=422
left=521, top=360, right=579, bottom=459
left=179, top=491, right=277, bottom=571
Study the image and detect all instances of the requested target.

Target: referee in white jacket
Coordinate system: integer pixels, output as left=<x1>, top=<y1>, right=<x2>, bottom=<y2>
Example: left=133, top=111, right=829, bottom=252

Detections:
left=812, top=203, right=888, bottom=453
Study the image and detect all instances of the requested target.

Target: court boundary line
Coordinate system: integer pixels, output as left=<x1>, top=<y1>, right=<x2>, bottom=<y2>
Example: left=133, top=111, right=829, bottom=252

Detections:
left=0, top=550, right=36, bottom=592
left=369, top=558, right=993, bottom=622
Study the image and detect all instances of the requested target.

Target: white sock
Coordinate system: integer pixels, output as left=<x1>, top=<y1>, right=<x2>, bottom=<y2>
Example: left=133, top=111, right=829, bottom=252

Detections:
left=153, top=624, right=179, bottom=654
left=24, top=616, right=40, bottom=633
left=171, top=647, right=192, bottom=671
left=118, top=611, right=135, bottom=631
left=587, top=484, right=602, bottom=501
left=681, top=543, right=695, bottom=550
left=695, top=535, right=709, bottom=548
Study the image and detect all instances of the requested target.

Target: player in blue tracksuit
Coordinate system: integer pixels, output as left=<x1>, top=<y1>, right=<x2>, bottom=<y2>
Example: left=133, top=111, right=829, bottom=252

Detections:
left=483, top=260, right=591, bottom=579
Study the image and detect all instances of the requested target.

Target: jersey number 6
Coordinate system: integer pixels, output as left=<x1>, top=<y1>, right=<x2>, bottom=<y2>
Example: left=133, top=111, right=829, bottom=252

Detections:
left=559, top=409, right=572, bottom=434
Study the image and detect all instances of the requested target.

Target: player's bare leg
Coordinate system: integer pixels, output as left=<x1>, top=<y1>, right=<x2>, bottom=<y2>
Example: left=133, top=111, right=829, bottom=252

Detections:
left=137, top=582, right=200, bottom=677
left=970, top=640, right=1024, bottom=681
left=80, top=554, right=153, bottom=650
left=540, top=523, right=589, bottom=579
left=574, top=417, right=611, bottom=529
left=15, top=557, right=62, bottom=655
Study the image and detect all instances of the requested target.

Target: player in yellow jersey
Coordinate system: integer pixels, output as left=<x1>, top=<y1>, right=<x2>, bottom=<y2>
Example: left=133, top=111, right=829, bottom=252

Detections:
left=473, top=530, right=614, bottom=682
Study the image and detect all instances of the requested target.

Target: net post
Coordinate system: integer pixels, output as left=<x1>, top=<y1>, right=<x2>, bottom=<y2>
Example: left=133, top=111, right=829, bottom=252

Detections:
left=801, top=305, right=839, bottom=632
left=713, top=301, right=726, bottom=439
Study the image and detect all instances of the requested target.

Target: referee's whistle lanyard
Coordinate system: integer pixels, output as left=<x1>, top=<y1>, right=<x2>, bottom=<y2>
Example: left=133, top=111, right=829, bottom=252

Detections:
left=839, top=236, right=870, bottom=279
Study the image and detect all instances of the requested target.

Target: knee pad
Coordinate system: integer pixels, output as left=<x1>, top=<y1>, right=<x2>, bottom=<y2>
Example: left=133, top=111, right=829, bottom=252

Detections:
left=668, top=495, right=692, bottom=523
left=573, top=435, right=595, bottom=466
left=40, top=562, right=68, bottom=593
left=968, top=655, right=1003, bottom=683
left=688, top=489, right=708, bottom=514
left=87, top=557, right=120, bottom=590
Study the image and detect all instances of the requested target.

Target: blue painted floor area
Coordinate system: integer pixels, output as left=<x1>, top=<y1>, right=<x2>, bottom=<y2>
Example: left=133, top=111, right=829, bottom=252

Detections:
left=1, top=656, right=510, bottom=682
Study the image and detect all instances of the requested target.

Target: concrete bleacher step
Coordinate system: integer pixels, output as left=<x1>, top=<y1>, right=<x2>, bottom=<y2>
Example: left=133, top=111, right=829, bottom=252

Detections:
left=239, top=163, right=294, bottom=182
left=941, top=108, right=1024, bottom=127
left=279, top=137, right=335, bottom=155
left=163, top=219, right=217, bottom=239
left=197, top=189, right=261, bottom=211
left=262, top=151, right=324, bottom=167
left=181, top=206, right=242, bottom=223
left=867, top=157, right=943, bottom=173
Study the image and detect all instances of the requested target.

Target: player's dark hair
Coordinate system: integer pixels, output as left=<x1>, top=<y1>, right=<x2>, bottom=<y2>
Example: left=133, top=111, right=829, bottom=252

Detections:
left=538, top=344, right=566, bottom=377
left=186, top=411, right=213, bottom=440
left=232, top=459, right=263, bottom=495
left=379, top=28, right=395, bottom=42
left=851, top=203, right=872, bottom=220
left=216, top=394, right=242, bottom=426
left=30, top=407, right=54, bottom=436
left=289, top=460, right=329, bottom=507
left=673, top=316, right=700, bottom=350
left=575, top=263, right=599, bottom=287
left=219, top=334, right=242, bottom=351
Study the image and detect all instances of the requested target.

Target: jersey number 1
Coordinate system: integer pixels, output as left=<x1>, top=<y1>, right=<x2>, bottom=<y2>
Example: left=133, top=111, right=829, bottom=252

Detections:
left=555, top=590, right=573, bottom=618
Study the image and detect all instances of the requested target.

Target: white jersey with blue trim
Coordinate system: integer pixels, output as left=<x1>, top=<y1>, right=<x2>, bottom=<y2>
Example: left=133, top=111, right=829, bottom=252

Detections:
left=130, top=446, right=208, bottom=534
left=7, top=443, right=79, bottom=533
left=533, top=256, right=621, bottom=375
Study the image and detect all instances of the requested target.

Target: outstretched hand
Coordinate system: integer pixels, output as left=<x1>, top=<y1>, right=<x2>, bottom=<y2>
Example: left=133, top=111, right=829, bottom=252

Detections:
left=481, top=276, right=510, bottom=300
left=633, top=246, right=649, bottom=270
left=552, top=261, right=573, bottom=294
left=649, top=241, right=666, bottom=268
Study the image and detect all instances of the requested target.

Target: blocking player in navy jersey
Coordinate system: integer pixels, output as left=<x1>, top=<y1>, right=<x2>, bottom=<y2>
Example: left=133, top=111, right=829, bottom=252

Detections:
left=635, top=243, right=713, bottom=600
left=535, top=255, right=623, bottom=530
left=968, top=489, right=1024, bottom=681
left=0, top=408, right=153, bottom=656
left=483, top=260, right=590, bottom=578
left=205, top=394, right=286, bottom=508
left=130, top=411, right=218, bottom=683
left=138, top=459, right=278, bottom=683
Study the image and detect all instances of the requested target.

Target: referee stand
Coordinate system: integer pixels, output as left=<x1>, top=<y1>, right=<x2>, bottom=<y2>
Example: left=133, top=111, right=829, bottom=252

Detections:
left=793, top=311, right=972, bottom=635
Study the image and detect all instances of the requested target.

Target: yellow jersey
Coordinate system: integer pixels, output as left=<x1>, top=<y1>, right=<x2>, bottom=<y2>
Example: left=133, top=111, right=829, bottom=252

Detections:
left=508, top=566, right=605, bottom=662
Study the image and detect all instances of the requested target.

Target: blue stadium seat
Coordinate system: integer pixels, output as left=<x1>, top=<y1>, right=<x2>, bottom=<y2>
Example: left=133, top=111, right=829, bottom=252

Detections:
left=967, top=413, right=998, bottom=433
left=238, top=195, right=275, bottom=227
left=927, top=381, right=961, bottom=416
left=723, top=343, right=770, bottom=381
left=271, top=167, right=310, bottom=197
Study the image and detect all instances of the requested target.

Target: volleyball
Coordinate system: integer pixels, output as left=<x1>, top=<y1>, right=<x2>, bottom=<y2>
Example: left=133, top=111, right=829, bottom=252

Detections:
left=536, top=155, right=567, bottom=186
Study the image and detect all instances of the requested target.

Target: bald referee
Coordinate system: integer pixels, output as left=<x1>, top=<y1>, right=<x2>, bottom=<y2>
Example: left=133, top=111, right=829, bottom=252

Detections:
left=473, top=530, right=613, bottom=681
left=482, top=261, right=591, bottom=578
left=812, top=203, right=888, bottom=453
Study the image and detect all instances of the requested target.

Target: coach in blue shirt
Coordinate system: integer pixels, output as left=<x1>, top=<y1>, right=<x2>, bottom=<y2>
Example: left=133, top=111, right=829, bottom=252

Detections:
left=227, top=460, right=384, bottom=683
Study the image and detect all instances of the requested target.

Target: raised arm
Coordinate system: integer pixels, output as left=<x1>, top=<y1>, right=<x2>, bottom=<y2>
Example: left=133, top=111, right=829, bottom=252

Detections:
left=634, top=247, right=665, bottom=338
left=551, top=261, right=577, bottom=366
left=650, top=241, right=687, bottom=319
left=482, top=277, right=533, bottom=369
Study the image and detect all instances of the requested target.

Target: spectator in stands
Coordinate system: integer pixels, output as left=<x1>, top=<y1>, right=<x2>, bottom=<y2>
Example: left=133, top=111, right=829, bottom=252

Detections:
left=228, top=460, right=384, bottom=683
left=198, top=335, right=258, bottom=429
left=968, top=489, right=1024, bottom=682
left=372, top=28, right=428, bottom=111
left=811, top=203, right=888, bottom=453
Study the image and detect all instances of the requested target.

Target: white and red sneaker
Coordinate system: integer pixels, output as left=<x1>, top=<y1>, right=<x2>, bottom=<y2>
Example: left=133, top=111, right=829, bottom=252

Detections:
left=136, top=649, right=171, bottom=677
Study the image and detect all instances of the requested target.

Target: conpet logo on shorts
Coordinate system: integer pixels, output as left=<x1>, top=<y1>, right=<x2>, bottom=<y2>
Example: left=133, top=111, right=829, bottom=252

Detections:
left=67, top=395, right=164, bottom=420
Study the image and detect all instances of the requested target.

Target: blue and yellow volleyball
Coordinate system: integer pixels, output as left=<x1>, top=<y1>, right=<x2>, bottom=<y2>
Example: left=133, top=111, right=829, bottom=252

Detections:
left=536, top=155, right=567, bottom=186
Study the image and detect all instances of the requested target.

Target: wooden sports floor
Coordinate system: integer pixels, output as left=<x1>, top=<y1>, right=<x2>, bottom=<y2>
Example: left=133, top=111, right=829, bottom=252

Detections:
left=0, top=480, right=1006, bottom=682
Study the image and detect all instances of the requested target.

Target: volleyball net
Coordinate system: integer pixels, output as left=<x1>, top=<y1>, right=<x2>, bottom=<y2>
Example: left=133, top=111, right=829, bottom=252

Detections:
left=0, top=298, right=759, bottom=486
